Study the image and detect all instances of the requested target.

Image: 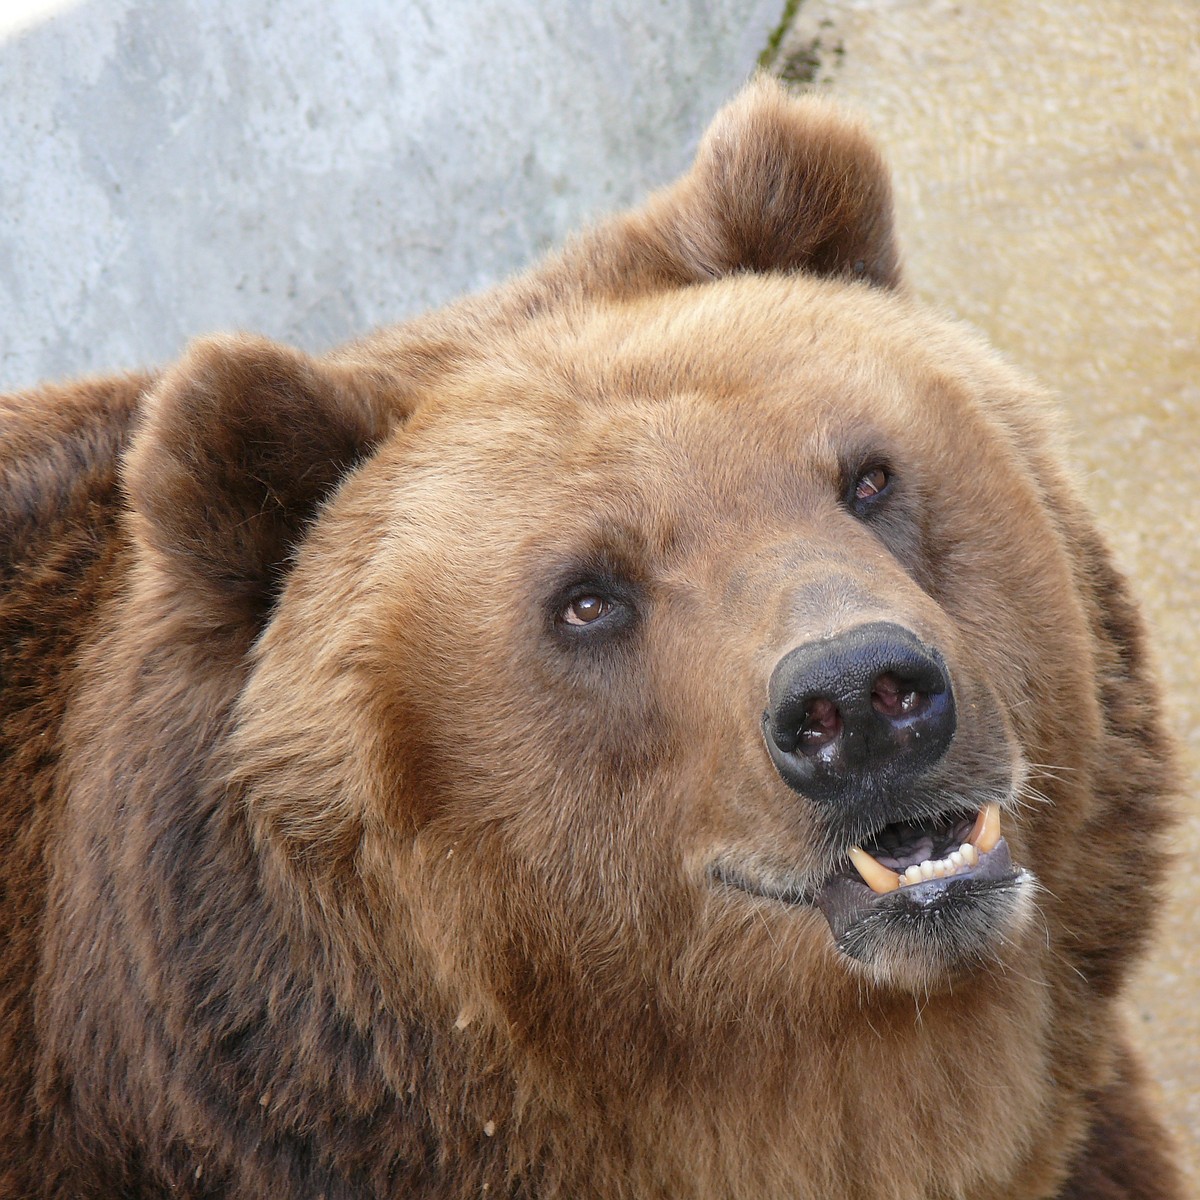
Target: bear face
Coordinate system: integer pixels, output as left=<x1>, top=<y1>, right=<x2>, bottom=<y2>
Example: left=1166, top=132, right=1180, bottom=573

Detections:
left=239, top=275, right=1069, bottom=1002
left=192, top=282, right=1154, bottom=1194
left=3, top=79, right=1182, bottom=1199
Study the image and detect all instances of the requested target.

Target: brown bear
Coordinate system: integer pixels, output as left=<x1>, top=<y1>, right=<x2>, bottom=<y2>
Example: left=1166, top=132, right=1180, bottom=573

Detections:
left=0, top=77, right=1185, bottom=1199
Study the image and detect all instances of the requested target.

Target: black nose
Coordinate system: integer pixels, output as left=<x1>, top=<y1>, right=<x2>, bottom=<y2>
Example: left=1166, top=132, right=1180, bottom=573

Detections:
left=763, top=622, right=956, bottom=804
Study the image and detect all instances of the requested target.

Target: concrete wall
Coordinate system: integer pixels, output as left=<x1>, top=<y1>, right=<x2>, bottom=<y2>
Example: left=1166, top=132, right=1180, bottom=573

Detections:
left=770, top=0, right=1199, bottom=1176
left=0, top=0, right=779, bottom=391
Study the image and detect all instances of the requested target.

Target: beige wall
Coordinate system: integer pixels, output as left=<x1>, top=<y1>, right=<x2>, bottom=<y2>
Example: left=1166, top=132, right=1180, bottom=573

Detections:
left=770, top=0, right=1199, bottom=1179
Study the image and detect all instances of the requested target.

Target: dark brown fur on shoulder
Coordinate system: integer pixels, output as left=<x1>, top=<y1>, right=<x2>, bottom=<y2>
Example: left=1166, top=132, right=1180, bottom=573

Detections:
left=0, top=77, right=1183, bottom=1199
left=0, top=373, right=149, bottom=1197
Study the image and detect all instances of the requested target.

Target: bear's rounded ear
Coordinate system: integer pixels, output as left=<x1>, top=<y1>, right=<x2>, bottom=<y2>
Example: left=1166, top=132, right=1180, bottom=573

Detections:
left=673, top=75, right=901, bottom=287
left=124, top=334, right=398, bottom=638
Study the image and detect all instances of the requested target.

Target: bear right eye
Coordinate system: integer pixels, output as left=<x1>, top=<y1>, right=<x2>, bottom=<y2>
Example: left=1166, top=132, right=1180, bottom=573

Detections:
left=562, top=595, right=613, bottom=626
left=550, top=579, right=636, bottom=642
left=548, top=557, right=640, bottom=643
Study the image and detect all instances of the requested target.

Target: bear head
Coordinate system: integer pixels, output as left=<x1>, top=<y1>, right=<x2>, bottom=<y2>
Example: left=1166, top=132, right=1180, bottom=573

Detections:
left=52, top=78, right=1170, bottom=1198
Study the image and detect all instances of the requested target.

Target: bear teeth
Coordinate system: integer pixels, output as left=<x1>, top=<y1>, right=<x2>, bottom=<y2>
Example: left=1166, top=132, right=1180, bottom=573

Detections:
left=847, top=803, right=1001, bottom=895
left=846, top=846, right=904, bottom=894
left=899, top=842, right=979, bottom=887
left=967, top=800, right=1002, bottom=853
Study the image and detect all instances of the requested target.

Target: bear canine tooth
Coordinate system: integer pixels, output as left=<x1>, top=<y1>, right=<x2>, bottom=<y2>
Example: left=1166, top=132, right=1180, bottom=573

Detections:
left=969, top=803, right=1002, bottom=854
left=847, top=846, right=901, bottom=894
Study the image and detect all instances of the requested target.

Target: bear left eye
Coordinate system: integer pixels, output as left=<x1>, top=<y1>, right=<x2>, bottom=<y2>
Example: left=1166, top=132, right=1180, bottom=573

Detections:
left=855, top=466, right=890, bottom=501
left=562, top=594, right=614, bottom=626
left=847, top=464, right=896, bottom=516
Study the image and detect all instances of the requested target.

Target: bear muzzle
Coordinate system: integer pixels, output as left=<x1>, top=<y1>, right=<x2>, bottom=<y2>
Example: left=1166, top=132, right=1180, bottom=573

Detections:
left=744, top=621, right=1029, bottom=973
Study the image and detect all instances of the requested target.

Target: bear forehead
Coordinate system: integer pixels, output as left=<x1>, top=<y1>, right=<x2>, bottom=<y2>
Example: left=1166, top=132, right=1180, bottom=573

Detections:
left=388, top=273, right=1001, bottom=494
left=313, top=271, right=1048, bottom=610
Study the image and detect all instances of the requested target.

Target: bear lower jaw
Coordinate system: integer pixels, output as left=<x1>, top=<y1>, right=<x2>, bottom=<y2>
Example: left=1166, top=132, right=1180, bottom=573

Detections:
left=814, top=835, right=1028, bottom=955
left=814, top=802, right=1032, bottom=974
left=712, top=803, right=1031, bottom=979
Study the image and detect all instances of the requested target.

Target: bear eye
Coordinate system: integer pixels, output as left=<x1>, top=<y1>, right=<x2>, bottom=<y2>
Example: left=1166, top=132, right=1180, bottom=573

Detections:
left=848, top=464, right=894, bottom=515
left=561, top=594, right=614, bottom=626
left=855, top=466, right=890, bottom=500
left=548, top=563, right=638, bottom=644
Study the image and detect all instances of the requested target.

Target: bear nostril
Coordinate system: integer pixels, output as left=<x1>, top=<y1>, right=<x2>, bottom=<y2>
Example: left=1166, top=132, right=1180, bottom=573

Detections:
left=799, top=697, right=843, bottom=754
left=870, top=672, right=929, bottom=721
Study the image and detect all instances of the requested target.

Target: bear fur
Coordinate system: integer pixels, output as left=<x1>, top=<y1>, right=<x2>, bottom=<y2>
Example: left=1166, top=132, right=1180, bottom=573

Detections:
left=0, top=78, right=1185, bottom=1199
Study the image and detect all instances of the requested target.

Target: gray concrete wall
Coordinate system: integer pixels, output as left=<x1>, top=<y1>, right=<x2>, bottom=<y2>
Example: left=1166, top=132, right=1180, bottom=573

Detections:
left=0, top=0, right=779, bottom=392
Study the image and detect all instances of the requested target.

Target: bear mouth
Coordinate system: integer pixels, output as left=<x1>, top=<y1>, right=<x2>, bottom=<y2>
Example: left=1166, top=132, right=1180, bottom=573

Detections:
left=714, top=802, right=1028, bottom=963
left=813, top=802, right=1024, bottom=945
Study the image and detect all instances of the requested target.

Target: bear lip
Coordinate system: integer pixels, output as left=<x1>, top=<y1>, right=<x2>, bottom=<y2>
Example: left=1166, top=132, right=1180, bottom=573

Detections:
left=847, top=801, right=1002, bottom=892
left=709, top=861, right=818, bottom=907
left=813, top=835, right=1023, bottom=946
left=711, top=802, right=1025, bottom=948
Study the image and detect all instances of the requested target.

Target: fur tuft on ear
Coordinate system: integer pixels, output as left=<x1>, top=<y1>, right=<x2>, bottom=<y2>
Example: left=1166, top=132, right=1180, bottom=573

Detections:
left=671, top=75, right=901, bottom=287
left=123, top=335, right=397, bottom=637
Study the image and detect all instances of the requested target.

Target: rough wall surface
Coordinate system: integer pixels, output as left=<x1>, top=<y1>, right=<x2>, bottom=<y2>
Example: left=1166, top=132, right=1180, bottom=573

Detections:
left=770, top=0, right=1199, bottom=1179
left=0, top=0, right=777, bottom=390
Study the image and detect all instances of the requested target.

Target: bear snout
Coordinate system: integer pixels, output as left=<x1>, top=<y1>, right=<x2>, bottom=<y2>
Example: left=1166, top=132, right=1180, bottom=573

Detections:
left=761, top=621, right=956, bottom=808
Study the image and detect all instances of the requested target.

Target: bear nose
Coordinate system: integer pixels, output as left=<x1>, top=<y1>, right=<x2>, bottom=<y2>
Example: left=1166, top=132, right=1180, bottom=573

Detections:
left=762, top=622, right=956, bottom=803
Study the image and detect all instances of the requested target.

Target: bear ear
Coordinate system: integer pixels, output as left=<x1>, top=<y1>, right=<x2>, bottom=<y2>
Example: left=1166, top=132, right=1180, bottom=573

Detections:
left=672, top=75, right=901, bottom=287
left=123, top=334, right=398, bottom=639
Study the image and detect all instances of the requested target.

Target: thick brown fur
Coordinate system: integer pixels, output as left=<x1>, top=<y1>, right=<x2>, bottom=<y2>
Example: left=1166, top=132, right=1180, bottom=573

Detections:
left=0, top=77, right=1184, bottom=1199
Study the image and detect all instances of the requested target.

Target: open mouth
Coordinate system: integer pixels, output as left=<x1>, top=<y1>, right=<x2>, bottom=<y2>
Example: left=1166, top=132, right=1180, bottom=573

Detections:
left=713, top=801, right=1029, bottom=972
left=815, top=802, right=1023, bottom=945
left=845, top=802, right=1002, bottom=893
